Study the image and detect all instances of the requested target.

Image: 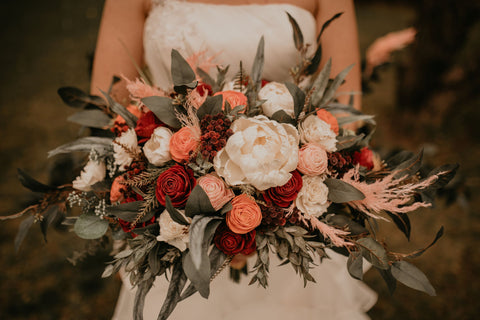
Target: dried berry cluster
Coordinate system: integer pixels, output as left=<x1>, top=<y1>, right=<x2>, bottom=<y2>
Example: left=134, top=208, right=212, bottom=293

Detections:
left=199, top=113, right=233, bottom=161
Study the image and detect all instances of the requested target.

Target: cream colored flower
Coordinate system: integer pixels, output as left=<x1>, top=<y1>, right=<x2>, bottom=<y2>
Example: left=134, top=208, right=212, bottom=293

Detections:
left=143, top=127, right=173, bottom=166
left=156, top=209, right=191, bottom=252
left=72, top=159, right=106, bottom=191
left=299, top=115, right=337, bottom=152
left=258, top=82, right=295, bottom=118
left=113, top=129, right=141, bottom=171
left=297, top=143, right=329, bottom=176
left=295, top=175, right=330, bottom=217
left=214, top=115, right=299, bottom=191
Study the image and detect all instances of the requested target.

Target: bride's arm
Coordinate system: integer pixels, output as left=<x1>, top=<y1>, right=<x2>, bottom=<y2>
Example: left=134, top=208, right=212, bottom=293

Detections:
left=316, top=0, right=361, bottom=110
left=90, top=0, right=151, bottom=105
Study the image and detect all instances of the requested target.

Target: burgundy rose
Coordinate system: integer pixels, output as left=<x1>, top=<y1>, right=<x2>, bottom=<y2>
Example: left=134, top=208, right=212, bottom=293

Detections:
left=196, top=82, right=213, bottom=96
left=118, top=216, right=156, bottom=238
left=352, top=147, right=374, bottom=170
left=213, top=223, right=256, bottom=255
left=135, top=111, right=164, bottom=143
left=155, top=164, right=196, bottom=208
left=263, top=170, right=303, bottom=207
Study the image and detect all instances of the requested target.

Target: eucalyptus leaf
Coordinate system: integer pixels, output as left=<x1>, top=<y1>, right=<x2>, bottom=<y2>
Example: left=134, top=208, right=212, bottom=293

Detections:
left=393, top=149, right=423, bottom=179
left=319, top=64, right=354, bottom=106
left=183, top=250, right=210, bottom=298
left=48, top=137, right=113, bottom=158
left=14, top=215, right=35, bottom=253
left=67, top=109, right=112, bottom=128
left=286, top=12, right=304, bottom=50
left=171, top=49, right=197, bottom=88
left=337, top=115, right=375, bottom=127
left=197, top=95, right=223, bottom=119
left=188, top=215, right=222, bottom=270
left=165, top=195, right=190, bottom=226
left=285, top=82, right=306, bottom=119
left=157, top=259, right=187, bottom=320
left=391, top=261, right=436, bottom=296
left=324, top=178, right=365, bottom=203
left=271, top=110, right=296, bottom=125
left=310, top=58, right=331, bottom=107
left=357, top=238, right=389, bottom=270
left=141, top=96, right=181, bottom=129
left=185, top=185, right=216, bottom=217
left=251, top=36, right=265, bottom=90
left=17, top=168, right=56, bottom=193
left=134, top=278, right=154, bottom=320
left=336, top=134, right=365, bottom=151
left=376, top=267, right=397, bottom=295
left=57, top=87, right=104, bottom=108
left=100, top=89, right=137, bottom=128
left=74, top=213, right=109, bottom=240
left=325, top=214, right=368, bottom=235
left=347, top=251, right=363, bottom=280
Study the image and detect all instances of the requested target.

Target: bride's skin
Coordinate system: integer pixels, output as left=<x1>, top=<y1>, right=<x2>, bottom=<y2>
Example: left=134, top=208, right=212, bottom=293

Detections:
left=91, top=0, right=361, bottom=109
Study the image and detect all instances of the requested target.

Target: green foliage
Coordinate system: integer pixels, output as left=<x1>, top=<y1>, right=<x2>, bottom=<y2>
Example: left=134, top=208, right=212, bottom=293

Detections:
left=47, top=136, right=113, bottom=158
left=185, top=185, right=216, bottom=217
left=73, top=213, right=109, bottom=240
left=141, top=96, right=182, bottom=129
left=391, top=261, right=436, bottom=296
left=356, top=238, right=389, bottom=270
left=171, top=49, right=197, bottom=95
left=100, top=89, right=137, bottom=128
left=324, top=178, right=365, bottom=203
left=67, top=109, right=112, bottom=129
left=196, top=95, right=223, bottom=119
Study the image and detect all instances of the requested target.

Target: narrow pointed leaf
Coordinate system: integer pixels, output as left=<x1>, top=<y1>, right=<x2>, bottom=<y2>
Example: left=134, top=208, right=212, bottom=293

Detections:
left=376, top=267, right=397, bottom=295
left=141, top=96, right=181, bottom=129
left=14, top=215, right=35, bottom=253
left=58, top=87, right=104, bottom=108
left=17, top=169, right=56, bottom=193
left=285, top=82, right=306, bottom=119
left=157, top=259, right=187, bottom=320
left=185, top=185, right=216, bottom=217
left=165, top=195, right=190, bottom=226
left=324, top=178, right=365, bottom=203
left=271, top=110, right=296, bottom=125
left=305, top=44, right=322, bottom=75
left=393, top=149, right=423, bottom=179
left=133, top=278, right=154, bottom=320
left=347, top=251, right=363, bottom=280
left=357, top=238, right=389, bottom=270
left=189, top=215, right=222, bottom=270
left=311, top=58, right=332, bottom=106
left=337, top=114, right=375, bottom=127
left=286, top=12, right=304, bottom=50
left=391, top=261, right=436, bottom=296
left=171, top=49, right=196, bottom=86
left=319, top=64, right=354, bottom=106
left=251, top=36, right=265, bottom=90
left=48, top=137, right=113, bottom=158
left=316, top=12, right=344, bottom=43
left=336, top=134, right=365, bottom=151
left=100, top=89, right=137, bottom=128
left=406, top=227, right=444, bottom=259
left=386, top=211, right=411, bottom=240
left=67, top=109, right=112, bottom=128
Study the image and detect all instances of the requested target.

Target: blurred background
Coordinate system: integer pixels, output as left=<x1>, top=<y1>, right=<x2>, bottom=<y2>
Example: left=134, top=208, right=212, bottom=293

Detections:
left=0, top=0, right=478, bottom=319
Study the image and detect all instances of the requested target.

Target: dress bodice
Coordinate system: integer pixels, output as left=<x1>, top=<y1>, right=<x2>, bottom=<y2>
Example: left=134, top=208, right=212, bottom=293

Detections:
left=144, top=0, right=317, bottom=90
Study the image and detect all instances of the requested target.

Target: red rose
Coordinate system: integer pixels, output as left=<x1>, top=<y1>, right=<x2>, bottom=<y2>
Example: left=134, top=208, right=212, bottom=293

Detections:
left=155, top=164, right=196, bottom=208
left=118, top=216, right=156, bottom=238
left=135, top=111, right=164, bottom=143
left=196, top=82, right=213, bottom=96
left=213, top=223, right=256, bottom=255
left=352, top=147, right=374, bottom=170
left=263, top=170, right=303, bottom=207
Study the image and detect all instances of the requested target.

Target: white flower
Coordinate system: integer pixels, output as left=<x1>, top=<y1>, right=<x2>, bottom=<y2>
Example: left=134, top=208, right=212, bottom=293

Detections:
left=143, top=127, right=173, bottom=166
left=295, top=175, right=330, bottom=217
left=72, top=159, right=106, bottom=191
left=113, top=129, right=141, bottom=171
left=299, top=115, right=337, bottom=152
left=156, top=209, right=191, bottom=252
left=258, top=82, right=295, bottom=118
left=214, top=115, right=299, bottom=191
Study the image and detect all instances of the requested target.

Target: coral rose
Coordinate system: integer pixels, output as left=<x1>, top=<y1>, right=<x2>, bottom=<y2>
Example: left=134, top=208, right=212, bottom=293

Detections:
left=297, top=143, right=329, bottom=176
left=226, top=194, right=262, bottom=234
left=169, top=126, right=200, bottom=163
left=213, top=115, right=299, bottom=191
left=214, top=90, right=248, bottom=110
left=263, top=170, right=303, bottom=208
left=316, top=109, right=339, bottom=135
left=155, top=164, right=196, bottom=208
left=110, top=175, right=127, bottom=203
left=214, top=223, right=256, bottom=255
left=197, top=174, right=234, bottom=211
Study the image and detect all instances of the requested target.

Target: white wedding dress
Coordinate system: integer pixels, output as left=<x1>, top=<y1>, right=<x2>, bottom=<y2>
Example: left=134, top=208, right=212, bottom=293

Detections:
left=112, top=1, right=377, bottom=319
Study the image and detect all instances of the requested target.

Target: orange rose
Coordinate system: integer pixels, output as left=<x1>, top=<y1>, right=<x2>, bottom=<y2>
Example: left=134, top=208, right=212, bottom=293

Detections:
left=197, top=174, right=234, bottom=211
left=214, top=90, right=247, bottom=110
left=226, top=194, right=262, bottom=234
left=169, top=126, right=200, bottom=163
left=316, top=109, right=339, bottom=135
left=110, top=175, right=126, bottom=203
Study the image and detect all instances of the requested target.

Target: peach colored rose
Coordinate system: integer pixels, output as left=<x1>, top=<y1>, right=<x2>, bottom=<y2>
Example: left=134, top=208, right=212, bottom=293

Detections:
left=214, top=90, right=248, bottom=109
left=316, top=109, right=339, bottom=135
left=110, top=176, right=126, bottom=203
left=297, top=143, right=329, bottom=176
left=169, top=126, right=200, bottom=163
left=197, top=174, right=234, bottom=211
left=226, top=194, right=262, bottom=234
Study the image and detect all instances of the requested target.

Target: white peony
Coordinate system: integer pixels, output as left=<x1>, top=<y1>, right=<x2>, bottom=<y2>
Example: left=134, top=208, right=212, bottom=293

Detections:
left=72, top=159, right=106, bottom=191
left=295, top=175, right=330, bottom=217
left=113, top=129, right=141, bottom=171
left=258, top=82, right=295, bottom=118
left=156, top=209, right=191, bottom=252
left=143, top=127, right=173, bottom=166
left=299, top=115, right=337, bottom=152
left=214, top=115, right=299, bottom=191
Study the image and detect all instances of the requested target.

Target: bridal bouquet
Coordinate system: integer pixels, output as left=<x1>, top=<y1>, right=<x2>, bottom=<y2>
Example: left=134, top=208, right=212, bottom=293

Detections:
left=4, top=14, right=457, bottom=320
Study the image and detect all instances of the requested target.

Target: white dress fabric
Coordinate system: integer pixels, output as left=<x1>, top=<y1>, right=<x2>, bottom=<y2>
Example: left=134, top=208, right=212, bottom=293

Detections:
left=112, top=1, right=377, bottom=319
